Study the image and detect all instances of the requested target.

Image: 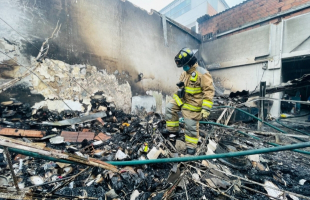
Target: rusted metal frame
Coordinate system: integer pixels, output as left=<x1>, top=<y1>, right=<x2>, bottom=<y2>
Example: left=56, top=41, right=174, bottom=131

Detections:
left=3, top=147, right=19, bottom=190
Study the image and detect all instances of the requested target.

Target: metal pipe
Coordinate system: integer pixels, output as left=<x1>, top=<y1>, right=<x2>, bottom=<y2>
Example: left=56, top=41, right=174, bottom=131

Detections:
left=105, top=142, right=310, bottom=166
left=258, top=81, right=266, bottom=131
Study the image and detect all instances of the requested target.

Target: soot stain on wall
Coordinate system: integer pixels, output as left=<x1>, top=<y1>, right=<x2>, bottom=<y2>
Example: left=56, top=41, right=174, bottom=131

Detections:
left=0, top=85, right=45, bottom=106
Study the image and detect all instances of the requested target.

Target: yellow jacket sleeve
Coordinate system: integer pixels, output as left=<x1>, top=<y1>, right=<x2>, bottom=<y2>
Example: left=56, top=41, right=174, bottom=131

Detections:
left=200, top=72, right=215, bottom=110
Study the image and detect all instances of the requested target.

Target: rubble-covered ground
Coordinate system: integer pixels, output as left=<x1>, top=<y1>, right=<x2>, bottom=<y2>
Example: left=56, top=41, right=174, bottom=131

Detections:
left=0, top=95, right=309, bottom=200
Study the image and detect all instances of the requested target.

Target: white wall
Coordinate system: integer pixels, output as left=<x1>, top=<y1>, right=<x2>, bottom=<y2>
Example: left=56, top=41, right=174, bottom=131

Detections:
left=283, top=13, right=310, bottom=56
left=200, top=25, right=271, bottom=67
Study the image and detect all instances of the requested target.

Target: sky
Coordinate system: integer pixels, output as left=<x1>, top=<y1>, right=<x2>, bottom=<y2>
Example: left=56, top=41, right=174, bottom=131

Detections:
left=128, top=0, right=246, bottom=12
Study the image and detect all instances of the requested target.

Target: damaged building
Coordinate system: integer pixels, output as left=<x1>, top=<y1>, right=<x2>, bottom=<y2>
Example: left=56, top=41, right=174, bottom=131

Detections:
left=197, top=0, right=310, bottom=117
left=0, top=0, right=309, bottom=199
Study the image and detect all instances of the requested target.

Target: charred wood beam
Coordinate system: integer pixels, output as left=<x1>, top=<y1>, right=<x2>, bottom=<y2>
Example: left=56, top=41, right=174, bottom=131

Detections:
left=3, top=147, right=19, bottom=190
left=0, top=136, right=118, bottom=172
left=0, top=188, right=31, bottom=199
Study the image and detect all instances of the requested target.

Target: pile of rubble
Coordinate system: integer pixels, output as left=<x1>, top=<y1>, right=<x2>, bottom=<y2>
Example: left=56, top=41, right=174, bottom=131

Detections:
left=0, top=94, right=309, bottom=200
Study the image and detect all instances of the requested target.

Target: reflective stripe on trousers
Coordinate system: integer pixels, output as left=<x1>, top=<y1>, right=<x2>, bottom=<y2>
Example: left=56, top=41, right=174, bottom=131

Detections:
left=165, top=102, right=180, bottom=132
left=185, top=135, right=198, bottom=144
left=184, top=118, right=199, bottom=149
left=166, top=121, right=179, bottom=127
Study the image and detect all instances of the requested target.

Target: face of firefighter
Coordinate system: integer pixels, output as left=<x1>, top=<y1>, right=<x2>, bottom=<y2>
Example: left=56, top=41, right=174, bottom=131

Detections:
left=183, top=65, right=190, bottom=71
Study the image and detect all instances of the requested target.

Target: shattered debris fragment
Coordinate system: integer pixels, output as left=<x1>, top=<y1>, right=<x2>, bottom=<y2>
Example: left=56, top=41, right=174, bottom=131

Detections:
left=0, top=95, right=308, bottom=200
left=115, top=150, right=128, bottom=160
left=147, top=147, right=162, bottom=160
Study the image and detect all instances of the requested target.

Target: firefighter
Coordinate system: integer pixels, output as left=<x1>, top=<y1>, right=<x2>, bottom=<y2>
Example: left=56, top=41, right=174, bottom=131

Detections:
left=162, top=47, right=215, bottom=155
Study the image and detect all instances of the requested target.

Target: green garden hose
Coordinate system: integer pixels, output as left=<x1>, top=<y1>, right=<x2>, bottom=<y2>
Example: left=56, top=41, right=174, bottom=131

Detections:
left=105, top=142, right=310, bottom=166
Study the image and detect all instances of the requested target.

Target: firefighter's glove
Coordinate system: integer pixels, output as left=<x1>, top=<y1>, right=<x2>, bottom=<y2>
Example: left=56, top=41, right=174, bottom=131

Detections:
left=201, top=109, right=210, bottom=119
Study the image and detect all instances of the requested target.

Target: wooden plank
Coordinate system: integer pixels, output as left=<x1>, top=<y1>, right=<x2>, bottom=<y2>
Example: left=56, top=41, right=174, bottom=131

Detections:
left=0, top=128, right=43, bottom=138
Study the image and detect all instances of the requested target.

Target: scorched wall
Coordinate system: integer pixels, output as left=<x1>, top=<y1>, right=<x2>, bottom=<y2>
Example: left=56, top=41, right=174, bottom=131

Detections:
left=0, top=0, right=200, bottom=113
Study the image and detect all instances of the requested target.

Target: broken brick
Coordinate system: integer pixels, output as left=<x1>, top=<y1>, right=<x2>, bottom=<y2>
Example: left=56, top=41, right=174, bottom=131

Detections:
left=61, top=131, right=79, bottom=142
left=94, top=132, right=111, bottom=141
left=77, top=132, right=95, bottom=142
left=97, top=117, right=105, bottom=125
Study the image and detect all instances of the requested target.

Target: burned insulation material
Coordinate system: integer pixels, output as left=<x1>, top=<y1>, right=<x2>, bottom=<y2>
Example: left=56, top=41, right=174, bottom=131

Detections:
left=0, top=96, right=309, bottom=200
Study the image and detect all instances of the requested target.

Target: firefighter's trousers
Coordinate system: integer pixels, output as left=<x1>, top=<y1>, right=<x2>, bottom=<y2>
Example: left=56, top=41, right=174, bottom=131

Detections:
left=165, top=100, right=201, bottom=149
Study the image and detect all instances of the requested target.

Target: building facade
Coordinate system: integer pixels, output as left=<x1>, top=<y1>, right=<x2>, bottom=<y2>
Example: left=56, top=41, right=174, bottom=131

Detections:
left=160, top=0, right=229, bottom=33
left=197, top=0, right=310, bottom=117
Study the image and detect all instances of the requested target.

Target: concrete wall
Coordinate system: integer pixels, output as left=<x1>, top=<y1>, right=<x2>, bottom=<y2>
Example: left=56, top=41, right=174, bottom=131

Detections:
left=283, top=13, right=310, bottom=55
left=200, top=25, right=271, bottom=68
left=0, top=0, right=200, bottom=113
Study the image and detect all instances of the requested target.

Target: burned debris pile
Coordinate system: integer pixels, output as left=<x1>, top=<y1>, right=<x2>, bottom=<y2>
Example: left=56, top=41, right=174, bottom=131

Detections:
left=0, top=95, right=309, bottom=200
